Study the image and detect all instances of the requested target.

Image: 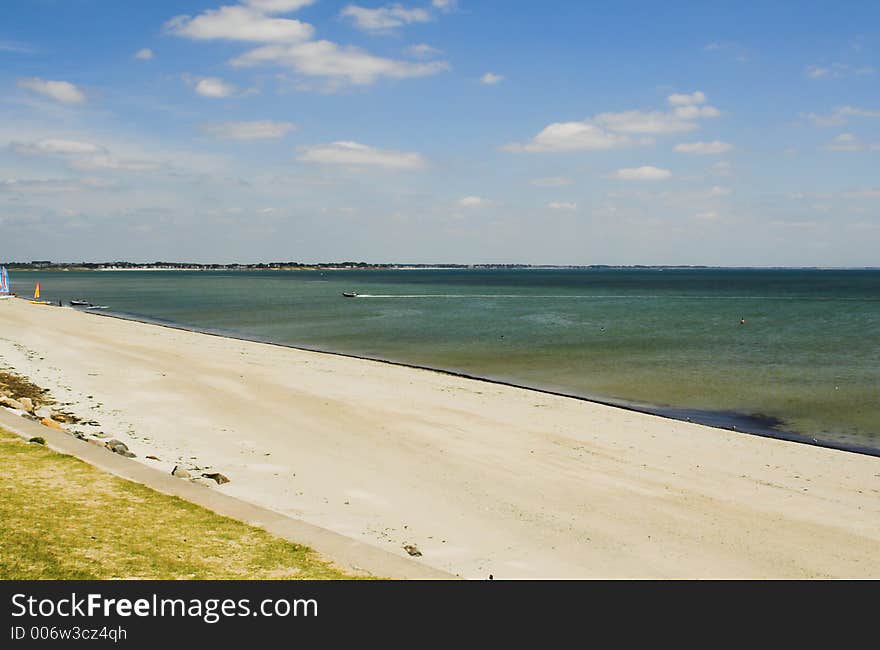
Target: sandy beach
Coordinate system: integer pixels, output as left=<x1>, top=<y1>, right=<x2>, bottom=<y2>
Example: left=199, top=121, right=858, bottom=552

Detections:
left=0, top=297, right=878, bottom=579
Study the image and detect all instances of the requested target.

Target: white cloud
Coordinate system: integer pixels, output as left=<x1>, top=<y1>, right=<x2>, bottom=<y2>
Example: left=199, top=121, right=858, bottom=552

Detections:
left=69, top=155, right=162, bottom=172
left=134, top=48, right=154, bottom=60
left=458, top=196, right=492, bottom=207
left=481, top=72, right=504, bottom=85
left=243, top=0, right=316, bottom=12
left=407, top=43, right=441, bottom=58
left=341, top=4, right=431, bottom=32
left=507, top=91, right=720, bottom=152
left=531, top=176, right=572, bottom=187
left=707, top=185, right=732, bottom=197
left=825, top=133, right=880, bottom=152
left=165, top=5, right=314, bottom=43
left=432, top=0, right=456, bottom=9
left=201, top=121, right=297, bottom=139
left=805, top=63, right=875, bottom=79
left=0, top=178, right=82, bottom=194
left=17, top=77, right=86, bottom=104
left=667, top=91, right=706, bottom=106
left=674, top=140, right=733, bottom=155
left=187, top=76, right=238, bottom=97
left=12, top=139, right=103, bottom=155
left=594, top=110, right=698, bottom=134
left=232, top=40, right=449, bottom=86
left=611, top=166, right=672, bottom=181
left=844, top=188, right=880, bottom=199
left=711, top=161, right=732, bottom=176
left=504, top=121, right=635, bottom=152
left=547, top=201, right=577, bottom=210
left=803, top=105, right=880, bottom=127
left=298, top=141, right=426, bottom=169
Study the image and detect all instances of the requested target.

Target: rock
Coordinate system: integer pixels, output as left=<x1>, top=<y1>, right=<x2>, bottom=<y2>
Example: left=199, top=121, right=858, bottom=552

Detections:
left=18, top=397, right=35, bottom=412
left=202, top=472, right=230, bottom=485
left=145, top=455, right=161, bottom=461
left=0, top=396, right=25, bottom=410
left=35, top=406, right=53, bottom=419
left=28, top=437, right=46, bottom=445
left=171, top=465, right=191, bottom=479
left=403, top=544, right=422, bottom=557
left=105, top=439, right=135, bottom=458
left=40, top=417, right=64, bottom=431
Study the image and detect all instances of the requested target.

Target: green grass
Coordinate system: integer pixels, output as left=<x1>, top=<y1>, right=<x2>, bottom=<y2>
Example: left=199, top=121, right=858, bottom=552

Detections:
left=0, top=428, right=363, bottom=579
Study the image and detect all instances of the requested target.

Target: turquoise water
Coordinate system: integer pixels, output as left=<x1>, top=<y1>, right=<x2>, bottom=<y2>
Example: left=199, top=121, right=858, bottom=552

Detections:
left=9, top=268, right=880, bottom=452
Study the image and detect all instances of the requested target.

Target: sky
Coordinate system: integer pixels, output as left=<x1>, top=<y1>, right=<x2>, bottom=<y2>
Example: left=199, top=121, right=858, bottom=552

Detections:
left=0, top=0, right=878, bottom=265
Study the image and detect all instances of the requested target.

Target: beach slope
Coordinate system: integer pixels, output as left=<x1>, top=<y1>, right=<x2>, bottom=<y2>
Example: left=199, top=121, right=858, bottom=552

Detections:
left=0, top=299, right=878, bottom=578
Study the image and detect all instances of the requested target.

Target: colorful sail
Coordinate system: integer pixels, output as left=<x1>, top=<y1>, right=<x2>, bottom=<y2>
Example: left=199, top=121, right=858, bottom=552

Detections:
left=0, top=266, right=8, bottom=294
left=34, top=282, right=40, bottom=300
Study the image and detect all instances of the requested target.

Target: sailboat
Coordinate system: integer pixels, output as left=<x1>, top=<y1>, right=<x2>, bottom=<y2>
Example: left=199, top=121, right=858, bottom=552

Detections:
left=30, top=282, right=51, bottom=305
left=0, top=266, right=11, bottom=300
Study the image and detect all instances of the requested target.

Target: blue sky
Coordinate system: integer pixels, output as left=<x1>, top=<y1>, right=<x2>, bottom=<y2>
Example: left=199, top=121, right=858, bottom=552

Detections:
left=1, top=0, right=878, bottom=264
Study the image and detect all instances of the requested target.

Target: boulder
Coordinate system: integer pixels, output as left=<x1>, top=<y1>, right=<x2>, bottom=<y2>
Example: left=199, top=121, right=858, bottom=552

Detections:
left=403, top=544, right=423, bottom=557
left=171, top=465, right=191, bottom=479
left=18, top=397, right=35, bottom=412
left=105, top=439, right=135, bottom=458
left=202, top=472, right=230, bottom=485
left=40, top=417, right=64, bottom=431
left=28, top=437, right=46, bottom=445
left=0, top=396, right=25, bottom=410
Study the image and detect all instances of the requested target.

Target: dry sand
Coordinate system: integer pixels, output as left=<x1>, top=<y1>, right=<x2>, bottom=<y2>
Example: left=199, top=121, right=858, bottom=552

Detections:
left=1, top=298, right=878, bottom=579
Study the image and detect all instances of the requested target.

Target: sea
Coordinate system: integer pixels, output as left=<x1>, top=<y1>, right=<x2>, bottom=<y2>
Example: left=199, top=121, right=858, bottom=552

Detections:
left=9, top=268, right=880, bottom=455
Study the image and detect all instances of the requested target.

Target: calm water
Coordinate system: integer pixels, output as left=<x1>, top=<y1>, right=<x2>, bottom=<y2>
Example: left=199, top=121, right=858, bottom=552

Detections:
left=10, top=269, right=880, bottom=453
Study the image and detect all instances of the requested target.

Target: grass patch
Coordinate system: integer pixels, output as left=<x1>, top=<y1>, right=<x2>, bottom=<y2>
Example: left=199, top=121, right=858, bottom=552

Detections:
left=0, top=428, right=363, bottom=579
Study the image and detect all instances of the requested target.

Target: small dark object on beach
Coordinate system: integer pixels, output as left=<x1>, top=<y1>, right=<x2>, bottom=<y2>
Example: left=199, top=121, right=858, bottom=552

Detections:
left=202, top=472, right=230, bottom=485
left=145, top=455, right=161, bottom=461
left=403, top=544, right=422, bottom=557
left=28, top=437, right=46, bottom=445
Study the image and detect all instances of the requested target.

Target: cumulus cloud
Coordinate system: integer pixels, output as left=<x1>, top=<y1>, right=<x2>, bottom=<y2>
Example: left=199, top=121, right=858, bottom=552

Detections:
left=667, top=91, right=706, bottom=106
left=11, top=137, right=162, bottom=172
left=243, top=0, right=316, bottom=12
left=803, top=105, right=880, bottom=127
left=69, top=155, right=162, bottom=172
left=232, top=40, right=449, bottom=86
left=531, top=176, right=572, bottom=186
left=506, top=91, right=720, bottom=152
left=298, top=141, right=426, bottom=169
left=611, top=166, right=672, bottom=181
left=341, top=4, right=431, bottom=32
left=12, top=139, right=103, bottom=155
left=547, top=201, right=577, bottom=210
left=202, top=120, right=297, bottom=139
left=134, top=48, right=154, bottom=60
left=458, top=195, right=492, bottom=207
left=481, top=72, right=504, bottom=85
left=504, top=121, right=635, bottom=152
left=185, top=76, right=238, bottom=97
left=165, top=5, right=314, bottom=43
left=673, top=140, right=733, bottom=155
left=17, top=77, right=86, bottom=104
left=805, top=63, right=875, bottom=79
left=407, top=43, right=441, bottom=58
left=825, top=133, right=880, bottom=152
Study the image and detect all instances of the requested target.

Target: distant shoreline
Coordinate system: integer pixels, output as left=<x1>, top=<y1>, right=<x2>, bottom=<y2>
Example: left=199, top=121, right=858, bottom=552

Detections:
left=7, top=264, right=880, bottom=272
